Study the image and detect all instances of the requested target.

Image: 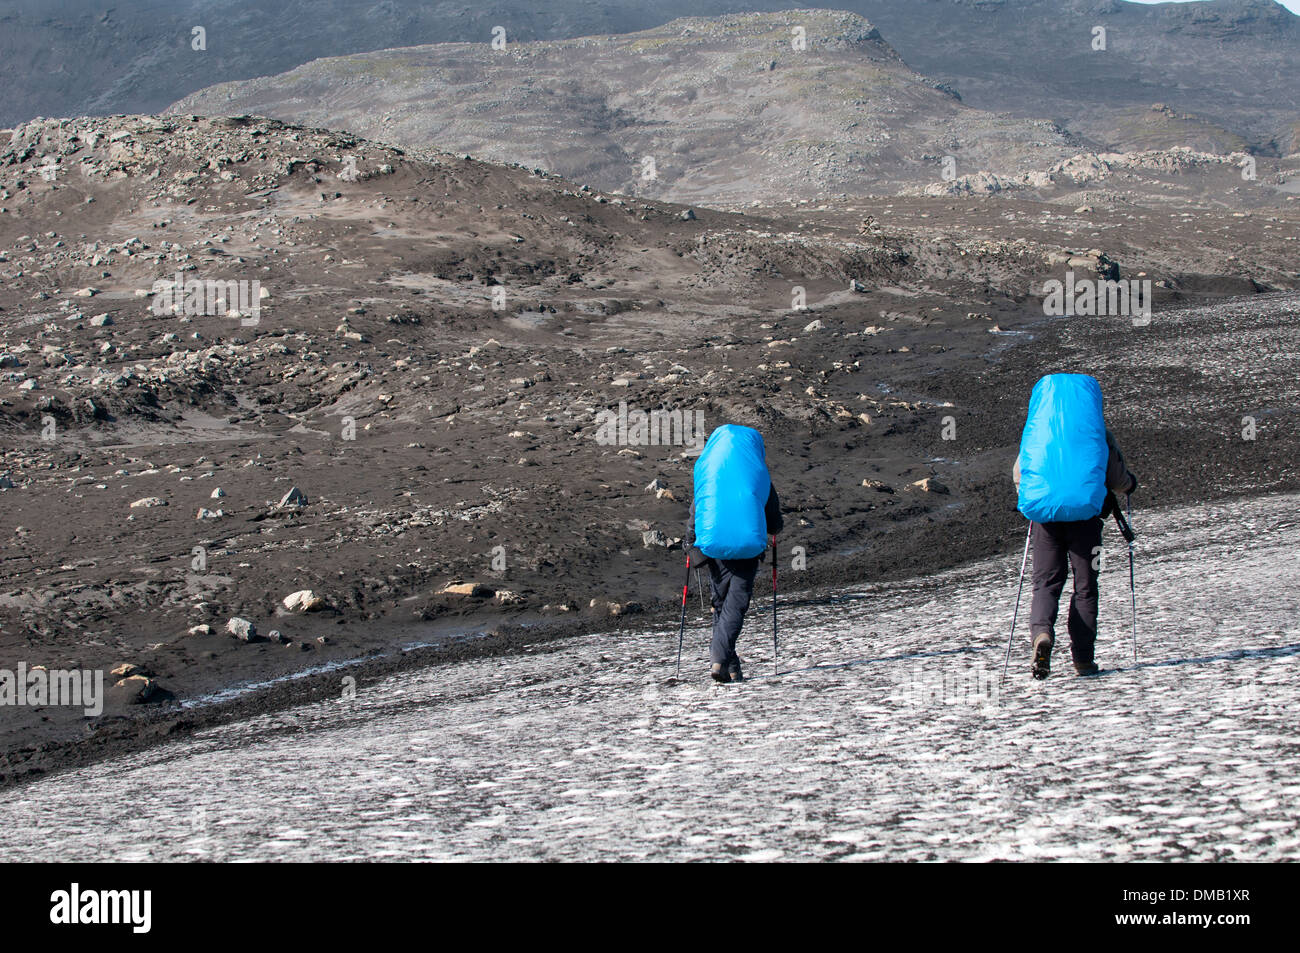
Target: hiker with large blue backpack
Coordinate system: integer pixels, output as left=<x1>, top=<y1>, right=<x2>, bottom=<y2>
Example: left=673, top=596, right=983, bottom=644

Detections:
left=683, top=425, right=783, bottom=684
left=1008, top=373, right=1138, bottom=680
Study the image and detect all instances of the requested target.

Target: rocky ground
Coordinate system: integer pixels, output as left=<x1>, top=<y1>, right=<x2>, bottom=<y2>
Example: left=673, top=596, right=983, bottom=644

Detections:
left=1, top=490, right=1295, bottom=861
left=0, top=114, right=1297, bottom=787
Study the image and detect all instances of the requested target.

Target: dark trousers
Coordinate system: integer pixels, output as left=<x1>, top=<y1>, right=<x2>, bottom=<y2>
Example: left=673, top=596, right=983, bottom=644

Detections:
left=1030, top=517, right=1103, bottom=666
left=708, top=557, right=758, bottom=666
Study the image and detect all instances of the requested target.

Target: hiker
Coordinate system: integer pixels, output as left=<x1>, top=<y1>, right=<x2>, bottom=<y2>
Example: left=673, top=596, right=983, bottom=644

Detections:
left=1013, top=373, right=1137, bottom=679
left=686, top=424, right=783, bottom=684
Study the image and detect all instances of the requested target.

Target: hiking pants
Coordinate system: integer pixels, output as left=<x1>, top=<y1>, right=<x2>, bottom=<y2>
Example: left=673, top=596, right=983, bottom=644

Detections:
left=708, top=557, right=758, bottom=666
left=1030, top=517, right=1103, bottom=666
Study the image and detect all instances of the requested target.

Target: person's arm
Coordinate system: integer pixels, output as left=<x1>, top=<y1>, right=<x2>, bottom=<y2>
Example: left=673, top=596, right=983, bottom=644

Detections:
left=685, top=498, right=713, bottom=566
left=764, top=484, right=784, bottom=536
left=1104, top=429, right=1137, bottom=494
left=1012, top=456, right=1021, bottom=489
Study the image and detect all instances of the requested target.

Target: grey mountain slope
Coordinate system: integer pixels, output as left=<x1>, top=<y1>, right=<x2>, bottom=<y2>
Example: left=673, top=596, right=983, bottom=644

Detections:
left=4, top=0, right=1298, bottom=156
left=170, top=10, right=1084, bottom=204
left=0, top=0, right=711, bottom=127
left=868, top=0, right=1300, bottom=155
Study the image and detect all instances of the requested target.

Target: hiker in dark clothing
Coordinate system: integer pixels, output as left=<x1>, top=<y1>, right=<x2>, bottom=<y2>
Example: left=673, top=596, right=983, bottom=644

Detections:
left=1014, top=428, right=1137, bottom=678
left=688, top=489, right=783, bottom=683
left=685, top=425, right=783, bottom=684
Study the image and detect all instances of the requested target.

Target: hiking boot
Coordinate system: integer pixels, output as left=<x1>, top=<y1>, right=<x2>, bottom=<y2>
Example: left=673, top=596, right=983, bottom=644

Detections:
left=1074, top=660, right=1101, bottom=677
left=1031, top=632, right=1053, bottom=680
left=710, top=663, right=730, bottom=684
left=729, top=659, right=744, bottom=683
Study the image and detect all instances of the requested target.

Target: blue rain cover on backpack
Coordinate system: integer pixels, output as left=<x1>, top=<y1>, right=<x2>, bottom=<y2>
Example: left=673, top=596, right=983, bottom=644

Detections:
left=693, top=425, right=771, bottom=560
left=1017, top=373, right=1109, bottom=523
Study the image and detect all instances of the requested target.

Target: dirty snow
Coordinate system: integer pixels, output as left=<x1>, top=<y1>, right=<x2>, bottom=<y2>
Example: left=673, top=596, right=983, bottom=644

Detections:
left=1, top=493, right=1297, bottom=861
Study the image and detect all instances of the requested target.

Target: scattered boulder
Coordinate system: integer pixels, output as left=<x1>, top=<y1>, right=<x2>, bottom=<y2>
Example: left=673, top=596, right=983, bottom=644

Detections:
left=439, top=581, right=493, bottom=597
left=225, top=617, right=259, bottom=641
left=861, top=479, right=894, bottom=493
left=112, top=675, right=157, bottom=704
left=595, top=600, right=643, bottom=617
left=277, top=486, right=308, bottom=508
left=642, top=529, right=681, bottom=549
left=283, top=589, right=327, bottom=612
left=130, top=497, right=167, bottom=508
left=187, top=624, right=213, bottom=636
left=910, top=477, right=949, bottom=495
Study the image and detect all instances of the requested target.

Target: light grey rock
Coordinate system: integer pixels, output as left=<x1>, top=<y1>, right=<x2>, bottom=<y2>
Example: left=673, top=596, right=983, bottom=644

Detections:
left=278, top=486, right=308, bottom=508
left=225, top=617, right=258, bottom=641
left=641, top=530, right=681, bottom=549
left=283, top=589, right=326, bottom=612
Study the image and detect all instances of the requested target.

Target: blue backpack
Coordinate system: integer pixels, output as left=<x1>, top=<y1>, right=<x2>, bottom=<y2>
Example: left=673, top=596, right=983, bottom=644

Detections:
left=1017, top=374, right=1109, bottom=523
left=693, top=425, right=771, bottom=560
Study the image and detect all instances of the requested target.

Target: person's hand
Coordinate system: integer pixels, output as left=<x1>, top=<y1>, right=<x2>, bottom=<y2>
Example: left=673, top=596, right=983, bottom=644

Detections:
left=1127, top=473, right=1138, bottom=494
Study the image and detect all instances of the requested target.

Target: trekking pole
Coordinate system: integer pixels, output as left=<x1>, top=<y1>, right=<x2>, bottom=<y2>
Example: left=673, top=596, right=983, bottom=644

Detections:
left=771, top=535, right=779, bottom=675
left=675, top=554, right=691, bottom=679
left=696, top=568, right=705, bottom=614
left=1109, top=492, right=1138, bottom=663
left=1001, top=522, right=1033, bottom=683
left=1127, top=493, right=1138, bottom=663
